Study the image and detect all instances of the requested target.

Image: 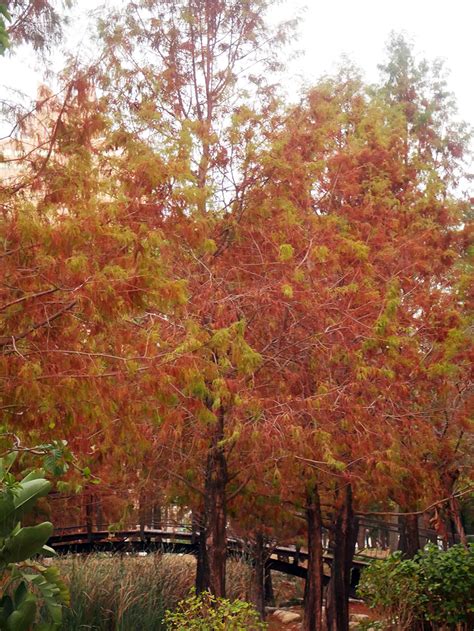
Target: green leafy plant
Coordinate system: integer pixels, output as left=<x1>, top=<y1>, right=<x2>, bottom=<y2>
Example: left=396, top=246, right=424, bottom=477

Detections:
left=0, top=3, right=10, bottom=54
left=358, top=545, right=474, bottom=630
left=164, top=590, right=267, bottom=631
left=417, top=543, right=474, bottom=628
left=358, top=552, right=424, bottom=630
left=0, top=449, right=69, bottom=630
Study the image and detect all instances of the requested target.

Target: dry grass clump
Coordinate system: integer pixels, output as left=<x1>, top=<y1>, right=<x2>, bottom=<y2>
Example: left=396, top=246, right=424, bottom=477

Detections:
left=53, top=553, right=253, bottom=630
left=56, top=553, right=193, bottom=630
left=226, top=557, right=252, bottom=600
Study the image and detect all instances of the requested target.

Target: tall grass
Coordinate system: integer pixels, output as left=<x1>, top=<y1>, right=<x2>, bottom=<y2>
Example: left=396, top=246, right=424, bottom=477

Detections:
left=51, top=553, right=253, bottom=630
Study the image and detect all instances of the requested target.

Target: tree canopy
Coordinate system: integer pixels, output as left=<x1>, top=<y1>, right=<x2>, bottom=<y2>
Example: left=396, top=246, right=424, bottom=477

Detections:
left=0, top=2, right=472, bottom=630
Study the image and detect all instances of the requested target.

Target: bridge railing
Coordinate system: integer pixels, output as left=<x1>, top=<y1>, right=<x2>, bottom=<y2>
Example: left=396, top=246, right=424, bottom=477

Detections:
left=52, top=521, right=193, bottom=536
left=51, top=517, right=457, bottom=558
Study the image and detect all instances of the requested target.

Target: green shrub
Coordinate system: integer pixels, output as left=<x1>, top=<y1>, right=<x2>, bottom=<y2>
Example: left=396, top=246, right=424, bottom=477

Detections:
left=417, top=543, right=474, bottom=627
left=358, top=544, right=474, bottom=630
left=0, top=451, right=69, bottom=630
left=164, top=590, right=267, bottom=631
left=358, top=552, right=424, bottom=630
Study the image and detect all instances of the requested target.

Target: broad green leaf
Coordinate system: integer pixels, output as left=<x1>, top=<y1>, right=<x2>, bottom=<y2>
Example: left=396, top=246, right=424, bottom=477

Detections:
left=0, top=453, right=17, bottom=479
left=40, top=545, right=57, bottom=558
left=20, top=469, right=46, bottom=484
left=13, top=581, right=27, bottom=608
left=1, top=522, right=53, bottom=563
left=6, top=595, right=37, bottom=631
left=28, top=566, right=68, bottom=623
left=12, top=479, right=51, bottom=519
left=0, top=5, right=11, bottom=20
left=0, top=491, right=17, bottom=537
left=0, top=595, right=13, bottom=625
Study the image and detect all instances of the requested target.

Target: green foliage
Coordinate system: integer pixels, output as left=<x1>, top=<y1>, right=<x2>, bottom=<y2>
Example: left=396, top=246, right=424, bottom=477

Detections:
left=358, top=552, right=423, bottom=630
left=278, top=243, right=294, bottom=262
left=358, top=545, right=474, bottom=630
left=417, top=544, right=474, bottom=627
left=0, top=3, right=10, bottom=53
left=0, top=451, right=69, bottom=631
left=164, top=591, right=267, bottom=631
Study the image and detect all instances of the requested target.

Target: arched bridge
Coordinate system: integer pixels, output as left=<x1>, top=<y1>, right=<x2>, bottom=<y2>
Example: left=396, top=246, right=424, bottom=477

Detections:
left=48, top=523, right=372, bottom=592
left=48, top=517, right=449, bottom=594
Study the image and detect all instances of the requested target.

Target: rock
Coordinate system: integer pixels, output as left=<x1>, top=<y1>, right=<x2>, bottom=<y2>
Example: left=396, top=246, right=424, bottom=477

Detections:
left=272, top=609, right=303, bottom=624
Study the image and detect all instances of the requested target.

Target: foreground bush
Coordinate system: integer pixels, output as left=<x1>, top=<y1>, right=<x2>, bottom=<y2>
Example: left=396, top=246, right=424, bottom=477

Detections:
left=0, top=450, right=69, bottom=631
left=358, top=544, right=474, bottom=630
left=164, top=591, right=267, bottom=630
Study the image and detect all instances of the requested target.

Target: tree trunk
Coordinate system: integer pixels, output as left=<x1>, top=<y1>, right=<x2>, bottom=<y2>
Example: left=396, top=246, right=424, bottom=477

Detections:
left=195, top=522, right=209, bottom=594
left=152, top=501, right=162, bottom=529
left=264, top=566, right=275, bottom=607
left=199, top=407, right=228, bottom=597
left=84, top=491, right=94, bottom=542
left=96, top=494, right=105, bottom=530
left=139, top=489, right=147, bottom=538
left=191, top=510, right=201, bottom=545
left=449, top=497, right=468, bottom=547
left=398, top=513, right=420, bottom=558
left=304, top=483, right=324, bottom=631
left=294, top=545, right=301, bottom=566
left=326, top=484, right=358, bottom=631
left=356, top=524, right=366, bottom=552
left=250, top=531, right=266, bottom=619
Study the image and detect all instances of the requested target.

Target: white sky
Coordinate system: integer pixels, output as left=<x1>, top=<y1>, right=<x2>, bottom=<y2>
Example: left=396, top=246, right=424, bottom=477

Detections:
left=1, top=0, right=473, bottom=127
left=279, top=0, right=473, bottom=125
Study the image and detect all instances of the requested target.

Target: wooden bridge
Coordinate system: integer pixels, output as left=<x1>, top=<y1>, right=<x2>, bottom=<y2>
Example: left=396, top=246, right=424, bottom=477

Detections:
left=47, top=521, right=387, bottom=593
left=48, top=517, right=450, bottom=593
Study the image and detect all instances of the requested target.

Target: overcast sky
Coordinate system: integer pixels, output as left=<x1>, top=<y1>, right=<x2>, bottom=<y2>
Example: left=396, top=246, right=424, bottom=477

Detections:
left=281, top=0, right=473, bottom=126
left=1, top=0, right=473, bottom=127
